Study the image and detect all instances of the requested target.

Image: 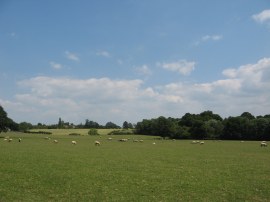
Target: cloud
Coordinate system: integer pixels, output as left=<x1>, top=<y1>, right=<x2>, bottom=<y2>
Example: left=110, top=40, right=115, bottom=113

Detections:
left=135, top=65, right=152, bottom=76
left=50, top=61, right=62, bottom=70
left=158, top=60, right=196, bottom=75
left=96, top=51, right=111, bottom=58
left=202, top=35, right=223, bottom=41
left=194, top=34, right=223, bottom=46
left=1, top=58, right=270, bottom=125
left=65, top=51, right=80, bottom=61
left=252, top=9, right=270, bottom=23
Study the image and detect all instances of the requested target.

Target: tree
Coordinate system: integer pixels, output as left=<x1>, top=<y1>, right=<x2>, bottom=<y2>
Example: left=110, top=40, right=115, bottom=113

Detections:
left=0, top=106, right=8, bottom=133
left=122, top=121, right=129, bottom=129
left=240, top=112, right=255, bottom=120
left=19, top=122, right=33, bottom=132
left=105, top=122, right=120, bottom=129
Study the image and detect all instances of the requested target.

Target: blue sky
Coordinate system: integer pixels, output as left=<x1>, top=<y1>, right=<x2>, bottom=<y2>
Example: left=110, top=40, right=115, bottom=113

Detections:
left=0, top=0, right=270, bottom=125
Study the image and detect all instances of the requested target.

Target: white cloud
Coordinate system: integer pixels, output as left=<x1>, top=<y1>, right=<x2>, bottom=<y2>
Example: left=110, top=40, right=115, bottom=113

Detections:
left=202, top=35, right=223, bottom=41
left=50, top=61, right=62, bottom=70
left=194, top=34, right=223, bottom=46
left=252, top=9, right=270, bottom=23
left=135, top=65, right=152, bottom=76
left=96, top=51, right=111, bottom=58
left=1, top=58, right=270, bottom=125
left=159, top=60, right=196, bottom=75
left=65, top=51, right=80, bottom=61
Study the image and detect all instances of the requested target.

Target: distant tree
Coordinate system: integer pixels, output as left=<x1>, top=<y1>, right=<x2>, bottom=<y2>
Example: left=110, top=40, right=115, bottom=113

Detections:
left=105, top=122, right=120, bottom=129
left=240, top=112, right=255, bottom=120
left=123, top=121, right=129, bottom=129
left=58, top=117, right=66, bottom=128
left=19, top=122, right=33, bottom=132
left=85, top=119, right=100, bottom=128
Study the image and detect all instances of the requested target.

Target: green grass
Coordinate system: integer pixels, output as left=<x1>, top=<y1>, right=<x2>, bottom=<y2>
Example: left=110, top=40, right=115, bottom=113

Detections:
left=0, top=131, right=270, bottom=201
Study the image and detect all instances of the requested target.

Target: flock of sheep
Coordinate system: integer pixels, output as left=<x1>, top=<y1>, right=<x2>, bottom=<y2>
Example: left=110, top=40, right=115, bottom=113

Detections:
left=2, top=136, right=268, bottom=147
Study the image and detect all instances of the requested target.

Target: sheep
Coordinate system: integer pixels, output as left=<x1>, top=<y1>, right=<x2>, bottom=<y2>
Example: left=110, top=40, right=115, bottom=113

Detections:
left=53, top=140, right=58, bottom=144
left=200, top=141, right=204, bottom=145
left=152, top=142, right=156, bottom=145
left=8, top=138, right=12, bottom=142
left=139, top=140, right=144, bottom=143
left=133, top=139, right=139, bottom=142
left=18, top=138, right=22, bottom=142
left=4, top=138, right=7, bottom=141
left=261, top=141, right=267, bottom=147
left=95, top=141, right=101, bottom=146
left=44, top=137, right=51, bottom=140
left=191, top=141, right=197, bottom=144
left=107, top=137, right=113, bottom=141
left=71, top=140, right=77, bottom=145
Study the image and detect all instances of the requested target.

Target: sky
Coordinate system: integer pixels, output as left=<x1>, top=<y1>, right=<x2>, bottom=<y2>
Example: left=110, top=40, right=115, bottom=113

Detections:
left=0, top=0, right=270, bottom=125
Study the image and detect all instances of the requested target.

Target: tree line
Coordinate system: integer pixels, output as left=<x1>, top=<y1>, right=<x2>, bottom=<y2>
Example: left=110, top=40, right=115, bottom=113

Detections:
left=135, top=111, right=270, bottom=140
left=1, top=105, right=269, bottom=140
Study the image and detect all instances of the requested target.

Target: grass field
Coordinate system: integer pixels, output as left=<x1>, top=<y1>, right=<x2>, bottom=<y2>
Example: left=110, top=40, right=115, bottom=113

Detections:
left=0, top=130, right=270, bottom=201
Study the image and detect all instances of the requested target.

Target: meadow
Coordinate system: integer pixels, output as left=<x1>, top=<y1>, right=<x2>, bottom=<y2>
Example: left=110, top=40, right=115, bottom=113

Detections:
left=0, top=130, right=270, bottom=201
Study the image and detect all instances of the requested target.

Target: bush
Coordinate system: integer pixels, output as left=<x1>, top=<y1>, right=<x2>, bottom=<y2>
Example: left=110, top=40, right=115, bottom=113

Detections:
left=88, top=128, right=100, bottom=136
left=108, top=129, right=134, bottom=135
left=24, top=130, right=52, bottom=135
left=69, top=133, right=81, bottom=136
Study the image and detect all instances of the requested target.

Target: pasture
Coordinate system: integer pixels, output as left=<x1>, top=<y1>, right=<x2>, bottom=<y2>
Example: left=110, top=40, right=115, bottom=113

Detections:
left=0, top=130, right=270, bottom=201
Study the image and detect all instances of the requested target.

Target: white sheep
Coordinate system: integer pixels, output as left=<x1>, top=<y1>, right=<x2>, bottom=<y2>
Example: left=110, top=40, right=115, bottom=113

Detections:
left=4, top=138, right=7, bottom=141
left=139, top=140, right=144, bottom=143
left=261, top=141, right=267, bottom=147
left=200, top=141, right=204, bottom=145
left=107, top=137, right=113, bottom=141
left=133, top=139, right=139, bottom=142
left=53, top=140, right=58, bottom=144
left=71, top=140, right=77, bottom=145
left=18, top=138, right=22, bottom=142
left=152, top=142, right=156, bottom=145
left=8, top=138, right=12, bottom=142
left=95, top=140, right=101, bottom=146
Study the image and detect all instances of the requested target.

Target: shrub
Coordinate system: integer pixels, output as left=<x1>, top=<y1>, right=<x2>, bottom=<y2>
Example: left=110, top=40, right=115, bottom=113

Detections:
left=69, top=133, right=81, bottom=136
left=108, top=129, right=134, bottom=135
left=88, top=128, right=100, bottom=136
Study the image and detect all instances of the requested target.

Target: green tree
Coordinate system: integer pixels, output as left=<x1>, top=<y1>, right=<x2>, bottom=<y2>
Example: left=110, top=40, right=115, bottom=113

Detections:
left=105, top=122, right=120, bottom=129
left=122, top=121, right=129, bottom=129
left=0, top=106, right=18, bottom=132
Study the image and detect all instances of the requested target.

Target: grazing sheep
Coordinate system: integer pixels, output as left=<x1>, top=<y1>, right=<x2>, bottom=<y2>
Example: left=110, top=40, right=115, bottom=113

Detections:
left=152, top=142, right=156, bottom=145
left=18, top=138, right=22, bottom=142
left=133, top=139, right=139, bottom=142
left=71, top=140, right=77, bottom=145
left=4, top=138, right=7, bottom=141
left=53, top=140, right=58, bottom=144
left=139, top=140, right=144, bottom=143
left=8, top=138, right=12, bottom=142
left=107, top=137, right=113, bottom=141
left=191, top=141, right=197, bottom=144
left=95, top=141, right=101, bottom=146
left=200, top=141, right=204, bottom=145
left=261, top=141, right=267, bottom=147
